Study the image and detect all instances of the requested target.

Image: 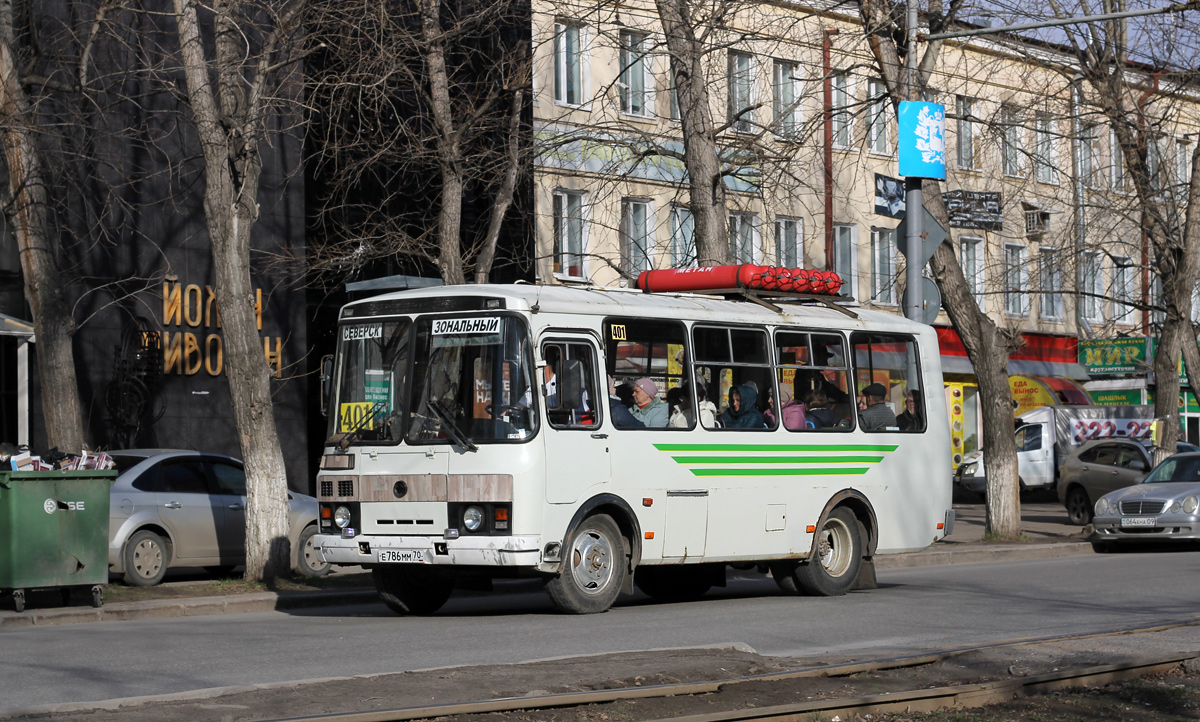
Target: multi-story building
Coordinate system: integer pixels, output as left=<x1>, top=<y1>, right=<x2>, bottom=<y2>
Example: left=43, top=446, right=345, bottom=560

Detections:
left=527, top=0, right=1200, bottom=457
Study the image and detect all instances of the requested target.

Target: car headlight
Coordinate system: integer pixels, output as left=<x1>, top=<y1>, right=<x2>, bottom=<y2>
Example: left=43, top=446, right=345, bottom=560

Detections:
left=1184, top=496, right=1199, bottom=514
left=333, top=506, right=351, bottom=529
left=961, top=463, right=977, bottom=476
left=1095, top=498, right=1109, bottom=516
left=463, top=505, right=484, bottom=532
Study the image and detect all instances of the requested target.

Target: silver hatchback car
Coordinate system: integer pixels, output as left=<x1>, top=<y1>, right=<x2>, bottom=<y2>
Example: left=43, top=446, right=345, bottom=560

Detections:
left=107, top=450, right=330, bottom=585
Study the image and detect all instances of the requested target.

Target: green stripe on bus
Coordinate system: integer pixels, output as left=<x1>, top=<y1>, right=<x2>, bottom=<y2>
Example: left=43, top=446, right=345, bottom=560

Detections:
left=688, top=467, right=871, bottom=476
left=654, top=443, right=898, bottom=453
left=671, top=455, right=884, bottom=464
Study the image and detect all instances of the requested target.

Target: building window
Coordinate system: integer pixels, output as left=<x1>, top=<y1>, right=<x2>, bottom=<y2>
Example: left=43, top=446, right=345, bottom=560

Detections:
left=619, top=31, right=651, bottom=117
left=1004, top=243, right=1028, bottom=316
left=1002, top=106, right=1023, bottom=177
left=1035, top=115, right=1057, bottom=183
left=831, top=71, right=851, bottom=149
left=1080, top=124, right=1098, bottom=188
left=1147, top=136, right=1163, bottom=192
left=729, top=51, right=754, bottom=133
left=621, top=199, right=652, bottom=275
left=1038, top=247, right=1062, bottom=320
left=833, top=223, right=856, bottom=300
left=775, top=217, right=801, bottom=266
left=956, top=96, right=976, bottom=169
left=867, top=79, right=890, bottom=155
left=870, top=227, right=896, bottom=304
left=1176, top=139, right=1192, bottom=188
left=1110, top=128, right=1127, bottom=191
left=1150, top=272, right=1164, bottom=327
left=553, top=21, right=584, bottom=106
left=1112, top=256, right=1134, bottom=324
left=670, top=205, right=695, bottom=268
left=669, top=73, right=679, bottom=121
left=729, top=212, right=758, bottom=263
left=961, top=236, right=984, bottom=307
left=773, top=60, right=801, bottom=136
left=552, top=190, right=586, bottom=278
left=1081, top=250, right=1103, bottom=322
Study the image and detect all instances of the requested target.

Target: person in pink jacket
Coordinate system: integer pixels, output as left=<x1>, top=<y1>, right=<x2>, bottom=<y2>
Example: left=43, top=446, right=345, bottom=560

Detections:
left=764, top=382, right=806, bottom=430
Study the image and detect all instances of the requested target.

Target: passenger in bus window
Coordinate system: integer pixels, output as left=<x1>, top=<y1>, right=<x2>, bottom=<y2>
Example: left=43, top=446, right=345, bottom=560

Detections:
left=859, top=383, right=898, bottom=430
left=694, top=383, right=718, bottom=428
left=631, top=378, right=669, bottom=427
left=897, top=390, right=923, bottom=431
left=804, top=389, right=835, bottom=429
left=607, top=376, right=644, bottom=429
left=766, top=382, right=806, bottom=430
left=718, top=384, right=765, bottom=429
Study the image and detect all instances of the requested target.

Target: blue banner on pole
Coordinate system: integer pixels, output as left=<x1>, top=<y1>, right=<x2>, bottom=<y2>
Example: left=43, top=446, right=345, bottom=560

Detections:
left=898, top=102, right=946, bottom=180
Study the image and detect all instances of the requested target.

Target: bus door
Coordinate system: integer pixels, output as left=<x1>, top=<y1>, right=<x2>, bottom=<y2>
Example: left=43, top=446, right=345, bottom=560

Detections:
left=540, top=335, right=609, bottom=504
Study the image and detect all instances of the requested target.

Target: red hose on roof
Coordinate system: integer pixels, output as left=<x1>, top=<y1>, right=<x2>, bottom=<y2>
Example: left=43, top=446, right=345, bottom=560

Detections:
left=635, top=265, right=842, bottom=296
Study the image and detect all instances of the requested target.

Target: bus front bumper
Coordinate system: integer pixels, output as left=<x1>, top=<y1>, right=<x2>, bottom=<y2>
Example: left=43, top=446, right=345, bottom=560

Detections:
left=314, top=533, right=543, bottom=567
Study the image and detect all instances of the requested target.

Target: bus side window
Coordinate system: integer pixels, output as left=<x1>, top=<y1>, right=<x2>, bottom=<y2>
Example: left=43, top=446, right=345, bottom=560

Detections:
left=851, top=333, right=924, bottom=433
left=694, top=326, right=775, bottom=431
left=542, top=341, right=599, bottom=429
left=604, top=317, right=688, bottom=430
left=776, top=330, right=851, bottom=431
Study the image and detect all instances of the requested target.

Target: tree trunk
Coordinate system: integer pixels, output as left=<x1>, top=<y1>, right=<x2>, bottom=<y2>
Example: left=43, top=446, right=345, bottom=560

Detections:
left=655, top=0, right=730, bottom=266
left=475, top=88, right=523, bottom=284
left=421, top=0, right=466, bottom=285
left=0, top=30, right=86, bottom=454
left=174, top=0, right=291, bottom=582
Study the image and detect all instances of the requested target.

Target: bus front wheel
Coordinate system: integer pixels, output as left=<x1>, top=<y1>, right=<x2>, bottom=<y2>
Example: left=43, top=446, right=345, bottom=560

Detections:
left=546, top=514, right=627, bottom=614
left=785, top=507, right=862, bottom=597
left=373, top=566, right=454, bottom=616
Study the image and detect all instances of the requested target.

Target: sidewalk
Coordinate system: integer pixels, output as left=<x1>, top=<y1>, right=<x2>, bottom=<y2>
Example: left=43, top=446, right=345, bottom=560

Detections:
left=1, top=499, right=1089, bottom=629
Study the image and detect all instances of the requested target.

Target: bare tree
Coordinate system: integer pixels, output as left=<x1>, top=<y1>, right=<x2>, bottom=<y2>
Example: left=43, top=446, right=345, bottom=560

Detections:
left=306, top=0, right=530, bottom=286
left=855, top=0, right=1025, bottom=537
left=0, top=1, right=86, bottom=453
left=171, top=0, right=301, bottom=581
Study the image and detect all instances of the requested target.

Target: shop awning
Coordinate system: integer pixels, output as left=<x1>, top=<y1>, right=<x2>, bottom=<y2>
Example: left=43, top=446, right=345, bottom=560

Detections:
left=936, top=326, right=1090, bottom=381
left=0, top=312, right=34, bottom=339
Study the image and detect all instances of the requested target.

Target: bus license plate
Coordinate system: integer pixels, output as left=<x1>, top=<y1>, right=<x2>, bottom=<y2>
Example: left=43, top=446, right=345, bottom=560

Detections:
left=378, top=549, right=426, bottom=563
left=1120, top=517, right=1156, bottom=527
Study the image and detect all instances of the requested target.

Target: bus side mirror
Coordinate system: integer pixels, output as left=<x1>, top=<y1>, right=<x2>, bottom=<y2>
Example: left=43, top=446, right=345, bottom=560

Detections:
left=560, top=359, right=584, bottom=411
left=320, top=354, right=334, bottom=416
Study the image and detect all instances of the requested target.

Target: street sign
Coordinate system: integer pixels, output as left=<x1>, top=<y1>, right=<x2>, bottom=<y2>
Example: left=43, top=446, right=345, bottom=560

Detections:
left=898, top=102, right=946, bottom=180
left=895, top=207, right=947, bottom=268
left=920, top=276, right=942, bottom=324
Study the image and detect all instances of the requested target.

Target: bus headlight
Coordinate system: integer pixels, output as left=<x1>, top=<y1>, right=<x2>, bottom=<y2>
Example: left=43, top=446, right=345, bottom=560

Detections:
left=1095, top=498, right=1109, bottom=517
left=333, top=506, right=352, bottom=529
left=1184, top=496, right=1199, bottom=514
left=463, top=506, right=484, bottom=532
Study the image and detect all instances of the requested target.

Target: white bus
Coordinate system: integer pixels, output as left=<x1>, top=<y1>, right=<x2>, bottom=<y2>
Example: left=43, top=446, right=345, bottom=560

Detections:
left=314, top=283, right=952, bottom=614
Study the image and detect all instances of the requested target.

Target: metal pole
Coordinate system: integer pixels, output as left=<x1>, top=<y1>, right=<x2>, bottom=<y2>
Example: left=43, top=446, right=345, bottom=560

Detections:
left=923, top=0, right=1198, bottom=41
left=904, top=2, right=923, bottom=325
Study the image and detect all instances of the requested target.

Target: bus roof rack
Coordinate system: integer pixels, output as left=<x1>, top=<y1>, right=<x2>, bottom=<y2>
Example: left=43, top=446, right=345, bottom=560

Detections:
left=702, top=287, right=859, bottom=318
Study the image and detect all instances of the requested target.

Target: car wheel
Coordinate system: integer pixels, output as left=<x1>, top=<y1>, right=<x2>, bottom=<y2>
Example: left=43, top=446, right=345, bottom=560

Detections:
left=123, top=530, right=168, bottom=586
left=789, top=507, right=862, bottom=597
left=546, top=514, right=627, bottom=614
left=295, top=525, right=331, bottom=578
left=1065, top=487, right=1093, bottom=525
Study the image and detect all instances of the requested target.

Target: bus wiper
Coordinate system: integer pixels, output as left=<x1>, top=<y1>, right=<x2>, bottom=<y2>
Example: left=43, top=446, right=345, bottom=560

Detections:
left=337, top=401, right=387, bottom=452
left=426, top=399, right=478, bottom=452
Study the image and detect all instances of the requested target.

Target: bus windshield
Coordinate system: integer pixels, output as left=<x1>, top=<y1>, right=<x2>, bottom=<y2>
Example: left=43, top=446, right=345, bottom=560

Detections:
left=330, top=318, right=412, bottom=445
left=406, top=314, right=537, bottom=446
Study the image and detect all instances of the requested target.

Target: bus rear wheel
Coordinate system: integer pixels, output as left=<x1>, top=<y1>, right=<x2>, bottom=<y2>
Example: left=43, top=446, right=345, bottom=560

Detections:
left=785, top=507, right=862, bottom=597
left=373, top=566, right=454, bottom=616
left=635, top=565, right=714, bottom=602
left=546, top=514, right=626, bottom=614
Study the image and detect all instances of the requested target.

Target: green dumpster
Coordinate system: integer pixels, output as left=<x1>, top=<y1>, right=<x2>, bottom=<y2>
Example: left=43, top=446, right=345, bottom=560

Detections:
left=0, top=469, right=116, bottom=612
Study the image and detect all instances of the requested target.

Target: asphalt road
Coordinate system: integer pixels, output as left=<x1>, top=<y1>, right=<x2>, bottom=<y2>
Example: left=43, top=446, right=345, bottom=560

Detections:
left=4, top=550, right=1200, bottom=714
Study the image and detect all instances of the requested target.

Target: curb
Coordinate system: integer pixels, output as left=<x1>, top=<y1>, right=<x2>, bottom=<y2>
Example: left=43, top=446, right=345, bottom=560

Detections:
left=0, top=588, right=378, bottom=630
left=2, top=542, right=1094, bottom=629
left=876, top=541, right=1094, bottom=570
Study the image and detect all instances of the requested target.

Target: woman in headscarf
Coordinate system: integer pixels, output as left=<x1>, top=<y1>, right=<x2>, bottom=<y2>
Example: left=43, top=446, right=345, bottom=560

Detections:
left=769, top=382, right=806, bottom=430
left=718, top=384, right=765, bottom=429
